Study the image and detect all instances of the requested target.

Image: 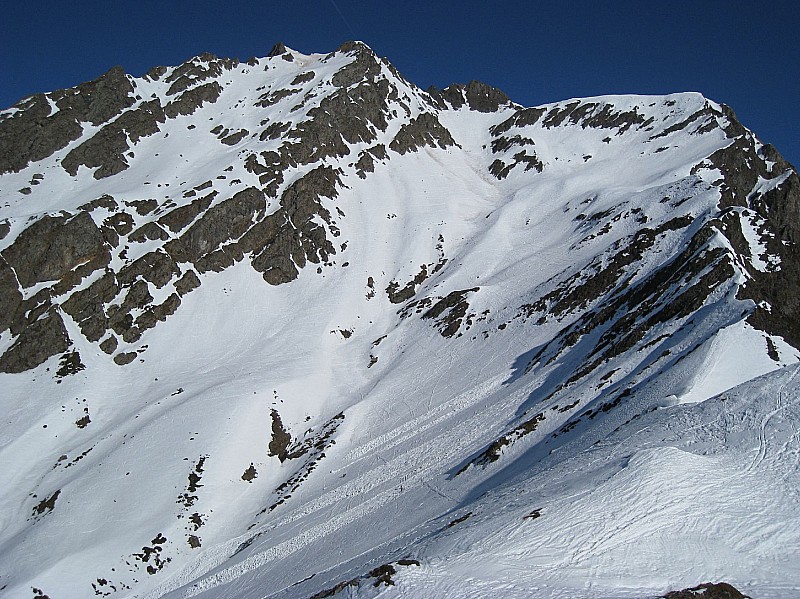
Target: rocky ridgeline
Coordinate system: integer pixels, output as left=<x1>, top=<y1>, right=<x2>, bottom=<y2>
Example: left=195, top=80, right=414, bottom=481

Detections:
left=0, top=40, right=798, bottom=392
left=458, top=98, right=800, bottom=469
left=1, top=41, right=798, bottom=599
left=0, top=42, right=480, bottom=373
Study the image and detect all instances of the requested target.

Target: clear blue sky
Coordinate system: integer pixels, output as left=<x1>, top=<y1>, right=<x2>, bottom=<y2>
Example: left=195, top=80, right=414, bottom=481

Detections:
left=2, top=1, right=798, bottom=166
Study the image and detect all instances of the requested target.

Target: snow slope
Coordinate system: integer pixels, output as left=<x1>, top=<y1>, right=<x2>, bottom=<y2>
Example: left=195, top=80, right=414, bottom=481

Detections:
left=0, top=42, right=798, bottom=598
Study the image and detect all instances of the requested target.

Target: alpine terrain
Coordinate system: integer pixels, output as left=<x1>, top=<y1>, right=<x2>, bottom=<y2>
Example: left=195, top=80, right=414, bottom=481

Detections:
left=1, top=42, right=799, bottom=599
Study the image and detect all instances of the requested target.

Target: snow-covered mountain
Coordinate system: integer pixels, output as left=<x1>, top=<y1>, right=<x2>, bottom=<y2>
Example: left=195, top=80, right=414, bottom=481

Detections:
left=1, top=41, right=798, bottom=598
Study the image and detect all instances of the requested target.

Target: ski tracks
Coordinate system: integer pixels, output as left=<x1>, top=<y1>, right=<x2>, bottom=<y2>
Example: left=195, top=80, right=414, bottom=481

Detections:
left=169, top=371, right=523, bottom=596
left=748, top=367, right=800, bottom=474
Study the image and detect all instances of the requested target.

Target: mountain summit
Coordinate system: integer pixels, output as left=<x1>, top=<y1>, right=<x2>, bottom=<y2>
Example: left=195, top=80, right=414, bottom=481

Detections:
left=0, top=42, right=798, bottom=598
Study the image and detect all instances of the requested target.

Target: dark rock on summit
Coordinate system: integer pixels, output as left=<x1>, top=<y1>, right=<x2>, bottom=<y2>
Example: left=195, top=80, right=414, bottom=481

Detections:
left=62, top=99, right=166, bottom=179
left=429, top=80, right=511, bottom=113
left=165, top=53, right=233, bottom=97
left=0, top=66, right=135, bottom=174
left=54, top=65, right=135, bottom=126
left=331, top=42, right=382, bottom=88
left=267, top=42, right=288, bottom=58
left=697, top=108, right=800, bottom=350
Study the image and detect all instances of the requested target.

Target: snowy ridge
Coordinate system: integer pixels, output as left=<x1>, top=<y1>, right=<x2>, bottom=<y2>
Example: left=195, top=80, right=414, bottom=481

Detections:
left=0, top=42, right=799, bottom=598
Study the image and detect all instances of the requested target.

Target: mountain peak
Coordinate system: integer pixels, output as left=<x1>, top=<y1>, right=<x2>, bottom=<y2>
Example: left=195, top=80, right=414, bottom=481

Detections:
left=267, top=41, right=288, bottom=57
left=335, top=39, right=372, bottom=54
left=0, top=42, right=798, bottom=599
left=428, top=79, right=513, bottom=112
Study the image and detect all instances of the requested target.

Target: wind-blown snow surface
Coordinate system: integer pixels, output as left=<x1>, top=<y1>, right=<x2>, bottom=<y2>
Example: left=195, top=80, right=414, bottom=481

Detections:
left=0, top=43, right=799, bottom=598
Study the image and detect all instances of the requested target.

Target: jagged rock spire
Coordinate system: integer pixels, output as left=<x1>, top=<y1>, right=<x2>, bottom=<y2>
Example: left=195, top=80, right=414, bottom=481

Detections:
left=268, top=42, right=288, bottom=58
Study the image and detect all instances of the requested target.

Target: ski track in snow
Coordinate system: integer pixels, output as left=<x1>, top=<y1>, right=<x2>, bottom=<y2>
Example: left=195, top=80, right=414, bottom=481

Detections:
left=0, top=45, right=799, bottom=599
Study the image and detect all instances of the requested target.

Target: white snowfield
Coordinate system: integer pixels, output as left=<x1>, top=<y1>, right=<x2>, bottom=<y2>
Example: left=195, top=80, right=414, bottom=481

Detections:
left=0, top=43, right=798, bottom=599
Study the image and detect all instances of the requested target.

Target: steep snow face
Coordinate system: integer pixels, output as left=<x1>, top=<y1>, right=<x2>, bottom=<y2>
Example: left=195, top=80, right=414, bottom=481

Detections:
left=362, top=364, right=800, bottom=599
left=0, top=42, right=799, bottom=599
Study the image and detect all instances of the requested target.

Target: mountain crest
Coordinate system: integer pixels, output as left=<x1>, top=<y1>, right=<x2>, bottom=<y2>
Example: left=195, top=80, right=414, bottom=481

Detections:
left=0, top=42, right=798, bottom=599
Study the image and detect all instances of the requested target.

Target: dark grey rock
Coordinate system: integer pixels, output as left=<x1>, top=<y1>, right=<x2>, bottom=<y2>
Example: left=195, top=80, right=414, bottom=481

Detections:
left=0, top=66, right=135, bottom=174
left=255, top=88, right=300, bottom=108
left=158, top=193, right=215, bottom=233
left=1, top=212, right=108, bottom=288
left=145, top=65, right=167, bottom=81
left=430, top=81, right=510, bottom=113
left=195, top=245, right=242, bottom=273
left=62, top=99, right=166, bottom=179
left=332, top=42, right=381, bottom=87
left=220, top=129, right=249, bottom=145
left=541, top=101, right=582, bottom=128
left=10, top=290, right=52, bottom=339
left=164, top=53, right=234, bottom=96
left=99, top=336, right=118, bottom=354
left=61, top=272, right=119, bottom=342
left=118, top=250, right=179, bottom=288
left=165, top=187, right=265, bottom=264
left=650, top=105, right=717, bottom=140
left=135, top=293, right=181, bottom=333
left=129, top=222, right=169, bottom=243
left=55, top=66, right=135, bottom=125
left=0, top=95, right=82, bottom=174
left=491, top=134, right=535, bottom=154
left=287, top=80, right=391, bottom=163
left=241, top=167, right=338, bottom=285
left=268, top=409, right=291, bottom=461
left=563, top=101, right=648, bottom=133
left=78, top=194, right=118, bottom=212
left=164, top=82, right=222, bottom=118
left=661, top=582, right=749, bottom=599
left=152, top=293, right=180, bottom=321
left=103, top=211, right=135, bottom=236
left=489, top=159, right=510, bottom=179
left=462, top=80, right=510, bottom=112
left=175, top=270, right=201, bottom=296
left=268, top=42, right=288, bottom=58
left=689, top=108, right=800, bottom=349
left=490, top=107, right=547, bottom=136
left=127, top=199, right=159, bottom=215
left=386, top=265, right=430, bottom=304
left=55, top=349, right=85, bottom=378
left=290, top=71, right=315, bottom=86
left=422, top=288, right=480, bottom=338
left=0, top=309, right=70, bottom=373
left=113, top=351, right=137, bottom=365
left=0, top=257, right=23, bottom=333
left=259, top=121, right=291, bottom=141
left=355, top=151, right=374, bottom=178
left=389, top=113, right=456, bottom=155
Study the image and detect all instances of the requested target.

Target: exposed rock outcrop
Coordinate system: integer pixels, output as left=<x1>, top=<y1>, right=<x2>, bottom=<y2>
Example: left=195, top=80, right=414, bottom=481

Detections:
left=0, top=66, right=135, bottom=174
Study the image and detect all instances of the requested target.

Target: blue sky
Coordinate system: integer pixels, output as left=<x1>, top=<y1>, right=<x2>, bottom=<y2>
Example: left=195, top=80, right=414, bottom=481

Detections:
left=2, top=1, right=798, bottom=165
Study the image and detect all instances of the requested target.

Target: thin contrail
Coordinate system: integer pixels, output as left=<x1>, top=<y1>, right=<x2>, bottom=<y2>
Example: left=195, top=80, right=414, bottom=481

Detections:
left=329, top=0, right=358, bottom=39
